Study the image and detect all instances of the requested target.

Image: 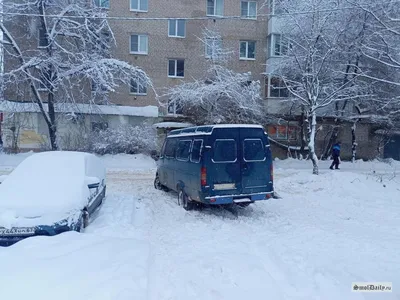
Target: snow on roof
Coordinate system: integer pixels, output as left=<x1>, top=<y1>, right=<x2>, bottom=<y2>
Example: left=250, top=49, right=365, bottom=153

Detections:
left=167, top=124, right=265, bottom=137
left=0, top=151, right=105, bottom=227
left=0, top=100, right=159, bottom=118
left=152, top=122, right=194, bottom=128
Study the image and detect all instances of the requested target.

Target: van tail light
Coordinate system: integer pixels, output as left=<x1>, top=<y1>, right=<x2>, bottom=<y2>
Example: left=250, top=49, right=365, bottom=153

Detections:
left=201, top=167, right=207, bottom=186
left=270, top=163, right=273, bottom=182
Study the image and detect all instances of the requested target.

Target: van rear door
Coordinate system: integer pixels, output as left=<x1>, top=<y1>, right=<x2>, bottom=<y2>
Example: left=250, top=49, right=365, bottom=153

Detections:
left=240, top=127, right=272, bottom=195
left=208, top=128, right=242, bottom=195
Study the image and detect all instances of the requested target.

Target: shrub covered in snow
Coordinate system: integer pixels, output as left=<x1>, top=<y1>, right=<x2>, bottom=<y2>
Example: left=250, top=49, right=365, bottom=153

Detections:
left=57, top=123, right=158, bottom=155
left=89, top=124, right=158, bottom=155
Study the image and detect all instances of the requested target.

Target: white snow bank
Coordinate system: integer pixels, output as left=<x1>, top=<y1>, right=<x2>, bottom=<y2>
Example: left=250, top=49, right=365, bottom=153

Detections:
left=100, top=153, right=156, bottom=171
left=0, top=152, right=156, bottom=172
left=0, top=232, right=150, bottom=300
left=0, top=152, right=105, bottom=227
left=274, top=157, right=400, bottom=174
left=0, top=100, right=159, bottom=117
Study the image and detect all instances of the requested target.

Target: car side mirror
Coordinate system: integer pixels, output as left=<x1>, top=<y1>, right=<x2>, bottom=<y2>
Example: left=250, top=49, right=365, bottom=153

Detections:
left=85, top=176, right=100, bottom=189
left=0, top=175, right=8, bottom=184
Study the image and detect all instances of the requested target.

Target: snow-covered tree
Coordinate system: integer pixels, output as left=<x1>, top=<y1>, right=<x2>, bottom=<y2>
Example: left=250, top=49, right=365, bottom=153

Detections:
left=350, top=0, right=400, bottom=123
left=163, top=27, right=266, bottom=125
left=165, top=65, right=265, bottom=125
left=0, top=0, right=151, bottom=150
left=268, top=0, right=371, bottom=174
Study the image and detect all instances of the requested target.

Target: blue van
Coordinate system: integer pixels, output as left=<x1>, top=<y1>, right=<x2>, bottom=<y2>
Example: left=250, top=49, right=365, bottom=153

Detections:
left=154, top=124, right=275, bottom=210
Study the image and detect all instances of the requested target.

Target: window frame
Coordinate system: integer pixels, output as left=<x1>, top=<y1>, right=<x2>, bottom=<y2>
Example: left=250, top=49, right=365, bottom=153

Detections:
left=190, top=139, right=204, bottom=163
left=211, top=139, right=238, bottom=164
left=130, top=78, right=147, bottom=95
left=268, top=33, right=290, bottom=57
left=241, top=1, right=257, bottom=19
left=130, top=0, right=148, bottom=12
left=268, top=76, right=289, bottom=98
left=268, top=125, right=297, bottom=140
left=239, top=40, right=256, bottom=60
left=205, top=37, right=223, bottom=59
left=168, top=59, right=185, bottom=78
left=243, top=138, right=266, bottom=162
left=93, top=0, right=110, bottom=9
left=176, top=139, right=192, bottom=162
left=207, top=0, right=224, bottom=17
left=168, top=19, right=186, bottom=38
left=130, top=34, right=148, bottom=55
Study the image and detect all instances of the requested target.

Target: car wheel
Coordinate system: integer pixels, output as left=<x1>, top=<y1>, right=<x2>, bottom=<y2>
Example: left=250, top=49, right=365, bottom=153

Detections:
left=178, top=189, right=194, bottom=211
left=77, top=214, right=85, bottom=233
left=154, top=174, right=163, bottom=190
left=83, top=209, right=90, bottom=228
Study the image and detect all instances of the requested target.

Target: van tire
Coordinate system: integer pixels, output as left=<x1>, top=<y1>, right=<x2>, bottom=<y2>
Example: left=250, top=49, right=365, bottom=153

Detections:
left=178, top=189, right=194, bottom=211
left=154, top=173, right=169, bottom=192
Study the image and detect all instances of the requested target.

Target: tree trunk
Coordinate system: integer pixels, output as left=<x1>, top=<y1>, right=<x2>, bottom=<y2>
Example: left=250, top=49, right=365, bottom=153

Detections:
left=300, top=106, right=307, bottom=154
left=308, top=109, right=319, bottom=175
left=351, top=121, right=357, bottom=163
left=47, top=92, right=58, bottom=150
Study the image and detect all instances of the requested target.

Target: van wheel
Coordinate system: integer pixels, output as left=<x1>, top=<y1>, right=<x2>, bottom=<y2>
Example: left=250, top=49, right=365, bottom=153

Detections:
left=154, top=174, right=163, bottom=190
left=154, top=174, right=169, bottom=191
left=178, top=189, right=194, bottom=211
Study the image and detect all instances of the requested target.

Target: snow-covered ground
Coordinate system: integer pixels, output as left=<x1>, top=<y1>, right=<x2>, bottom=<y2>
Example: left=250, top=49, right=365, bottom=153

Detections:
left=0, top=152, right=399, bottom=300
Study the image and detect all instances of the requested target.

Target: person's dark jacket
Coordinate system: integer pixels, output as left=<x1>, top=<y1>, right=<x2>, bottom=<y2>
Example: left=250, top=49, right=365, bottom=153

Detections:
left=332, top=143, right=341, bottom=157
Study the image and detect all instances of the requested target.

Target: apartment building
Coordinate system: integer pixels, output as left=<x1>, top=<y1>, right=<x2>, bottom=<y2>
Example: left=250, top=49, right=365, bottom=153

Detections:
left=0, top=0, right=269, bottom=151
left=105, top=0, right=269, bottom=116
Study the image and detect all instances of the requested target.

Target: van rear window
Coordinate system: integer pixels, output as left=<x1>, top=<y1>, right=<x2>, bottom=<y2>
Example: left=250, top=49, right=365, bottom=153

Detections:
left=213, top=139, right=237, bottom=163
left=243, top=139, right=265, bottom=161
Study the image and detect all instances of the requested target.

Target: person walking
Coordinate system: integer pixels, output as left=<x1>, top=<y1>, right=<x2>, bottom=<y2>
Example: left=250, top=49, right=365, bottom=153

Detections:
left=330, top=141, right=341, bottom=170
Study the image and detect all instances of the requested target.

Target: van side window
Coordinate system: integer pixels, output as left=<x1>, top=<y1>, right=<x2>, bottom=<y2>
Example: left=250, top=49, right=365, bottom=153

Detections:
left=243, top=139, right=265, bottom=161
left=213, top=139, right=237, bottom=163
left=190, top=139, right=203, bottom=163
left=176, top=140, right=192, bottom=161
left=165, top=138, right=178, bottom=158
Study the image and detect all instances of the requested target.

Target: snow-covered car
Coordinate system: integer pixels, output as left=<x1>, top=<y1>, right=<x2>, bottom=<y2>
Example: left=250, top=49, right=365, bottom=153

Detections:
left=0, top=151, right=106, bottom=247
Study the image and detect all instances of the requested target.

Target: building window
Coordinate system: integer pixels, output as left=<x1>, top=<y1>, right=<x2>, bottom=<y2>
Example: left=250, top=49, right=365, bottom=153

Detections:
left=130, top=78, right=147, bottom=95
left=268, top=125, right=297, bottom=140
left=268, top=77, right=289, bottom=98
left=130, top=0, right=148, bottom=11
left=239, top=41, right=255, bottom=59
left=207, top=0, right=224, bottom=16
left=205, top=38, right=222, bottom=58
left=168, top=99, right=183, bottom=115
left=168, top=59, right=185, bottom=78
left=268, top=34, right=289, bottom=57
left=38, top=28, right=47, bottom=48
left=168, top=19, right=186, bottom=38
left=93, top=0, right=109, bottom=8
left=130, top=34, right=148, bottom=55
left=241, top=1, right=257, bottom=19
